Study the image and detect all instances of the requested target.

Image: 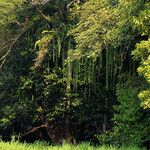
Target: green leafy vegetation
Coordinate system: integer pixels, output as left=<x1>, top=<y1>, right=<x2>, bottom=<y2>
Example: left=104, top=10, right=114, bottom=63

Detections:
left=0, top=0, right=150, bottom=149
left=0, top=141, right=145, bottom=150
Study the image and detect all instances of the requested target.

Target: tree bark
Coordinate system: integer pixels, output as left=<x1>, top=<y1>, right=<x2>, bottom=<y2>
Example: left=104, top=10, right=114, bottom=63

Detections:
left=65, top=61, right=72, bottom=142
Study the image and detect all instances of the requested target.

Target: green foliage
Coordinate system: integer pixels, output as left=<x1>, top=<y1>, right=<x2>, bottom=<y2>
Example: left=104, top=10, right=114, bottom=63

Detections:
left=132, top=1, right=150, bottom=109
left=0, top=141, right=145, bottom=150
left=133, top=2, right=150, bottom=36
left=71, top=0, right=117, bottom=57
left=134, top=39, right=150, bottom=108
left=0, top=0, right=24, bottom=25
left=70, top=0, right=147, bottom=91
left=0, top=0, right=150, bottom=147
left=99, top=77, right=150, bottom=146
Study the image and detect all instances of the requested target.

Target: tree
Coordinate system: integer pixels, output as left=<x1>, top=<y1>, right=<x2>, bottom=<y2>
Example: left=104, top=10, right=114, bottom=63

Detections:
left=0, top=0, right=150, bottom=147
left=112, top=76, right=150, bottom=146
left=132, top=2, right=150, bottom=109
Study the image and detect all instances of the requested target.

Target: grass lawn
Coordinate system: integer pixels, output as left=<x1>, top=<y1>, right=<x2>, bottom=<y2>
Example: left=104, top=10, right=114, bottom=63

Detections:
left=0, top=141, right=146, bottom=150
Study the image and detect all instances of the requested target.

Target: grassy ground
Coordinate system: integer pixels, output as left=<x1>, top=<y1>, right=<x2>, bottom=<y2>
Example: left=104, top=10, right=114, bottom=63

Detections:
left=0, top=141, right=145, bottom=150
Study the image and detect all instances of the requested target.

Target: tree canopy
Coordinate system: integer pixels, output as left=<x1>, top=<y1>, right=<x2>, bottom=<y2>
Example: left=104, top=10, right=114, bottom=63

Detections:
left=0, top=0, right=150, bottom=147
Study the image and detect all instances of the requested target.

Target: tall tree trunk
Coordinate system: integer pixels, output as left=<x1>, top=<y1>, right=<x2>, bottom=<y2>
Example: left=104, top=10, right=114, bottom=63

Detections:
left=103, top=97, right=108, bottom=133
left=102, top=113, right=107, bottom=132
left=65, top=61, right=72, bottom=142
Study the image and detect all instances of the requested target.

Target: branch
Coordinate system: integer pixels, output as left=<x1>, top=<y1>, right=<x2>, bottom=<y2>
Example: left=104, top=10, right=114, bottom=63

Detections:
left=0, top=30, right=26, bottom=69
left=28, top=1, right=53, bottom=23
left=35, top=7, right=53, bottom=23
left=21, top=124, right=48, bottom=137
left=29, top=0, right=51, bottom=5
left=41, top=0, right=51, bottom=5
left=0, top=1, right=52, bottom=69
left=0, top=58, right=6, bottom=69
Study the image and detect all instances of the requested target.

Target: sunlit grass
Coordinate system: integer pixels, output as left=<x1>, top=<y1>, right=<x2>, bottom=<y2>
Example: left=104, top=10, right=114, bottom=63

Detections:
left=0, top=141, right=145, bottom=150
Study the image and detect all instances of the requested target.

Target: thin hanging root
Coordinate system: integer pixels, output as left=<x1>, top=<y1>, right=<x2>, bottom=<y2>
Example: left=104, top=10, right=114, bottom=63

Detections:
left=57, top=37, right=61, bottom=59
left=106, top=48, right=109, bottom=90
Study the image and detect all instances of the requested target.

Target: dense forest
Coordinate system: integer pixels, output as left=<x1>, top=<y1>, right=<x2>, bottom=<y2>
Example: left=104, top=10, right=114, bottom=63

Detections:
left=0, top=0, right=150, bottom=148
